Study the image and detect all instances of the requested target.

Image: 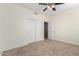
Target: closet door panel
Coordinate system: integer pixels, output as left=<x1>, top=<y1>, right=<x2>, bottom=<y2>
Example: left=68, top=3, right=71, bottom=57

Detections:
left=36, top=20, right=44, bottom=41
left=27, top=19, right=36, bottom=42
left=19, top=19, right=36, bottom=43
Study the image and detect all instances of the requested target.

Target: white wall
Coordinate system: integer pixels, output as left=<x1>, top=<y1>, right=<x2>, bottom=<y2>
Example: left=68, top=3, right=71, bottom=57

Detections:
left=48, top=5, right=79, bottom=45
left=0, top=4, right=3, bottom=53
left=0, top=4, right=48, bottom=51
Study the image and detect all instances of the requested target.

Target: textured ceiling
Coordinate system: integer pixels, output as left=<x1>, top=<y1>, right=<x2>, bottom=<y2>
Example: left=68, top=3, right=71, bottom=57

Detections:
left=16, top=3, right=78, bottom=17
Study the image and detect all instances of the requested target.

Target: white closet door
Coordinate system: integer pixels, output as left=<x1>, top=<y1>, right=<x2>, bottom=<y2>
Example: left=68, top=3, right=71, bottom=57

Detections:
left=20, top=19, right=44, bottom=43
left=27, top=19, right=36, bottom=42
left=20, top=19, right=36, bottom=43
left=36, top=20, right=44, bottom=41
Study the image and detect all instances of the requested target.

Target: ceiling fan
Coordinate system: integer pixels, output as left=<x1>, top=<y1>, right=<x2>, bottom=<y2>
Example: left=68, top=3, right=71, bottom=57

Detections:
left=39, top=3, right=64, bottom=11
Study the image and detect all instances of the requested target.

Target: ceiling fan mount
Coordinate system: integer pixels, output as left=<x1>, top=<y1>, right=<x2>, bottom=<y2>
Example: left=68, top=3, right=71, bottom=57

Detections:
left=39, top=3, right=64, bottom=12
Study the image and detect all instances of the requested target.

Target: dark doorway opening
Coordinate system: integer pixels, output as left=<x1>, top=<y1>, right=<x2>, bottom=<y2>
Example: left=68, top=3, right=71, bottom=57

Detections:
left=44, top=22, right=48, bottom=40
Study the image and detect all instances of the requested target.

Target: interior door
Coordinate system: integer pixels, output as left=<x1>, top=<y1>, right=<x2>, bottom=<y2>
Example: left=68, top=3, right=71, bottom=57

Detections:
left=20, top=19, right=36, bottom=43
left=27, top=19, right=36, bottom=42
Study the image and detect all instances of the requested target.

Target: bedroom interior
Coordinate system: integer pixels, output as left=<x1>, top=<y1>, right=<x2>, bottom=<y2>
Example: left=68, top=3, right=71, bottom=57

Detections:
left=0, top=3, right=79, bottom=56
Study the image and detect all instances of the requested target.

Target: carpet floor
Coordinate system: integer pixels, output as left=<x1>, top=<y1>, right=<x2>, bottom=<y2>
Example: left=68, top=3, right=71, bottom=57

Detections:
left=2, top=40, right=79, bottom=56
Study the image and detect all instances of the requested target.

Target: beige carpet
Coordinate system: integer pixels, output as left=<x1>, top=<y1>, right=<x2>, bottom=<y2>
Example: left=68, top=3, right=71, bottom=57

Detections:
left=2, top=40, right=79, bottom=56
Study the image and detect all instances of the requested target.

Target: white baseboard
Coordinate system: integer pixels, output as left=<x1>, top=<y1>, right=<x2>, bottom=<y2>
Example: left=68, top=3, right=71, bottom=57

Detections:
left=55, top=38, right=79, bottom=46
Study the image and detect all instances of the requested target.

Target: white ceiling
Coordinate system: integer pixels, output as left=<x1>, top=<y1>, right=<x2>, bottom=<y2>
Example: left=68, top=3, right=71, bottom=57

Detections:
left=16, top=3, right=79, bottom=17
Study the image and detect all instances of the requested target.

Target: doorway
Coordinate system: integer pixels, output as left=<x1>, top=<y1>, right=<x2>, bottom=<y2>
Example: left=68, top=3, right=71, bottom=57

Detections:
left=44, top=22, right=48, bottom=40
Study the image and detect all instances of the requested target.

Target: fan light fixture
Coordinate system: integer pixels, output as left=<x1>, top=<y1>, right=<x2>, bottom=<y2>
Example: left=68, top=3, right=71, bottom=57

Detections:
left=47, top=3, right=55, bottom=10
left=47, top=6, right=52, bottom=10
left=39, top=3, right=64, bottom=11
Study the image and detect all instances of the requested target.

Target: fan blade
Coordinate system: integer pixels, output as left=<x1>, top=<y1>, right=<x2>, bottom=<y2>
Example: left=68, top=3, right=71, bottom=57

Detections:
left=52, top=8, right=56, bottom=11
left=55, top=3, right=64, bottom=5
left=43, top=8, right=47, bottom=11
left=39, top=3, right=47, bottom=5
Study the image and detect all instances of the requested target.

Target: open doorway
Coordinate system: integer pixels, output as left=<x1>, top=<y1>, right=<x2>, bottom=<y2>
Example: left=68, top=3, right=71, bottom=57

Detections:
left=44, top=22, right=48, bottom=40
